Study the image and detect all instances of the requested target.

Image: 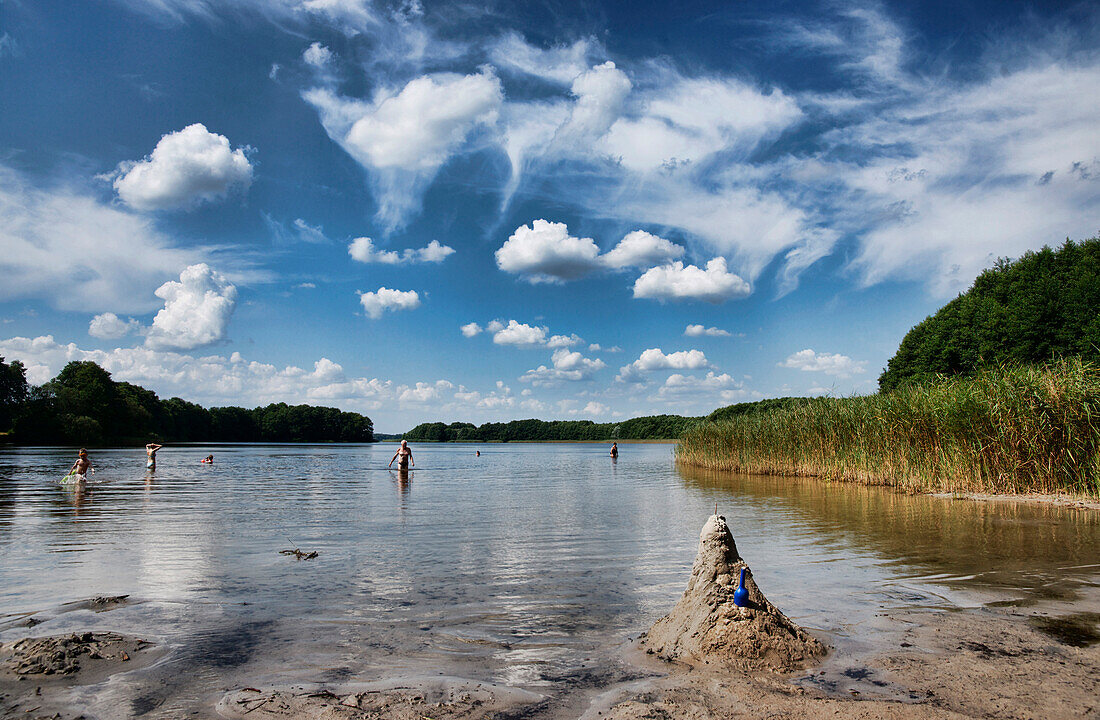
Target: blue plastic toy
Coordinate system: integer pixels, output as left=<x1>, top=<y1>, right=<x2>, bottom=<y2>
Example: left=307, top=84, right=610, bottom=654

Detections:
left=733, top=567, right=749, bottom=607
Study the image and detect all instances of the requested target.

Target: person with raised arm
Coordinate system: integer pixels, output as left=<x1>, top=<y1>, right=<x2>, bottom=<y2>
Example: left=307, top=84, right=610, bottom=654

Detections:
left=145, top=443, right=163, bottom=470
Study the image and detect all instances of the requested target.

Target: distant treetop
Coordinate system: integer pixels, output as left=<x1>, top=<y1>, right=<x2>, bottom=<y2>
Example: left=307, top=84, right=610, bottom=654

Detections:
left=879, top=237, right=1100, bottom=391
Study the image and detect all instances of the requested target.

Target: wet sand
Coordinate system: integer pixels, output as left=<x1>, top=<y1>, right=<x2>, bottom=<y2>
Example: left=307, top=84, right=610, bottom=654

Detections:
left=3, top=603, right=1095, bottom=719
left=927, top=491, right=1100, bottom=511
left=0, top=630, right=163, bottom=719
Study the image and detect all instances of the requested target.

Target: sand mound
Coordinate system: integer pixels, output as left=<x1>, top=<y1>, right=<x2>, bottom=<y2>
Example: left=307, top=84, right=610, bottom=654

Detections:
left=641, top=515, right=825, bottom=672
left=217, top=677, right=545, bottom=720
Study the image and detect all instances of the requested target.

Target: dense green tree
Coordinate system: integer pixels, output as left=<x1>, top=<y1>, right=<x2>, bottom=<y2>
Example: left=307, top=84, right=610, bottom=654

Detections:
left=13, top=385, right=61, bottom=442
left=0, top=357, right=29, bottom=432
left=45, top=361, right=127, bottom=443
left=210, top=406, right=261, bottom=442
left=162, top=397, right=212, bottom=442
left=880, top=238, right=1100, bottom=390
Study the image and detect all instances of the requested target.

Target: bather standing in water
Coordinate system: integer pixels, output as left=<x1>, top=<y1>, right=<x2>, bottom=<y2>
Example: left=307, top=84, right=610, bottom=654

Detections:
left=610, top=442, right=618, bottom=459
left=389, top=440, right=414, bottom=470
left=145, top=443, right=163, bottom=470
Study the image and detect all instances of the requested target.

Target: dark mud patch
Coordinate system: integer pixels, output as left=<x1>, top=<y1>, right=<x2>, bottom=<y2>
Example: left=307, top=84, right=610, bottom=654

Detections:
left=1029, top=612, right=1100, bottom=647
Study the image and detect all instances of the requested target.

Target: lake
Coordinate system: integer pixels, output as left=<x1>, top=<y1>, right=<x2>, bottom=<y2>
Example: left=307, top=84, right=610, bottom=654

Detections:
left=1, top=443, right=1098, bottom=717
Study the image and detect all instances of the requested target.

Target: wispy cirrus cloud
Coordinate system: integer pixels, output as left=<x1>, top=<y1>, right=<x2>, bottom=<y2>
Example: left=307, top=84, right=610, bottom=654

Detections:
left=0, top=164, right=203, bottom=313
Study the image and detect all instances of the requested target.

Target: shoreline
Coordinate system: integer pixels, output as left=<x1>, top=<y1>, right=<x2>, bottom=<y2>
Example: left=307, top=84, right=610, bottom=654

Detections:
left=928, top=490, right=1100, bottom=510
left=676, top=459, right=1100, bottom=506
left=401, top=438, right=680, bottom=444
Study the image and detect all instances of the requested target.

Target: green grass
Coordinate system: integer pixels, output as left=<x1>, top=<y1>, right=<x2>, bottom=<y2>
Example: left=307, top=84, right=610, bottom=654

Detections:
left=676, top=359, right=1100, bottom=496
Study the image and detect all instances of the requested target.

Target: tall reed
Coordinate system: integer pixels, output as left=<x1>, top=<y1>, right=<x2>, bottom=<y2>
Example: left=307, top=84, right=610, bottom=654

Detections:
left=676, top=359, right=1100, bottom=496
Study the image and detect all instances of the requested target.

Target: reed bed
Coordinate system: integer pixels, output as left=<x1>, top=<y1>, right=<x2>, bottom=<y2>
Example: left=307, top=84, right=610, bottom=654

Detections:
left=676, top=359, right=1100, bottom=496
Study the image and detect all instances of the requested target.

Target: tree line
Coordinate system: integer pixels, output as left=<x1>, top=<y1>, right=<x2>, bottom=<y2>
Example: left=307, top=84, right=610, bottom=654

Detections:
left=0, top=359, right=374, bottom=444
left=404, top=414, right=699, bottom=442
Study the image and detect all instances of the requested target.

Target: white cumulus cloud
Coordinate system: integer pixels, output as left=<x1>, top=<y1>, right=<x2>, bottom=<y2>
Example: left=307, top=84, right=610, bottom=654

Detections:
left=112, top=123, right=253, bottom=211
left=655, top=371, right=755, bottom=404
left=521, top=348, right=607, bottom=385
left=492, top=320, right=547, bottom=346
left=460, top=322, right=482, bottom=337
left=89, top=313, right=142, bottom=340
left=633, top=258, right=750, bottom=303
left=684, top=324, right=731, bottom=337
left=603, top=230, right=685, bottom=269
left=619, top=347, right=708, bottom=382
left=348, top=237, right=455, bottom=264
left=546, top=333, right=583, bottom=349
left=398, top=380, right=453, bottom=403
left=303, top=41, right=333, bottom=67
left=495, top=219, right=602, bottom=282
left=779, top=349, right=866, bottom=378
left=583, top=401, right=610, bottom=416
left=358, top=287, right=421, bottom=319
left=144, top=263, right=238, bottom=350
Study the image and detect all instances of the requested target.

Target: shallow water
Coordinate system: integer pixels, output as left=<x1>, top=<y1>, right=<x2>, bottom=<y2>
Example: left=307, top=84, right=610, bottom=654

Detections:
left=1, top=443, right=1098, bottom=717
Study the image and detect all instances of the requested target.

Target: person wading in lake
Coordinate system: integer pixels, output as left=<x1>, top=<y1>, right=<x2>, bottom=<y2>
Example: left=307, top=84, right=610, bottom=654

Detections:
left=389, top=440, right=414, bottom=470
left=610, top=442, right=619, bottom=459
left=145, top=443, right=163, bottom=470
left=67, top=449, right=93, bottom=482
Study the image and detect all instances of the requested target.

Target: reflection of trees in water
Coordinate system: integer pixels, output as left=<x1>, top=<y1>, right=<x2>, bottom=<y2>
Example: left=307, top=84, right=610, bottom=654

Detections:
left=678, top=465, right=1100, bottom=599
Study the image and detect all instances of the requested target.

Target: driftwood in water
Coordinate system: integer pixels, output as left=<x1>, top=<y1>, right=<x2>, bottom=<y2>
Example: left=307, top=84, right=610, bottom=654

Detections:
left=279, top=548, right=318, bottom=560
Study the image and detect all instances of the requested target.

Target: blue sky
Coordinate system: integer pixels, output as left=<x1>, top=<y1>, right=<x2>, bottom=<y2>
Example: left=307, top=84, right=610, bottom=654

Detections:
left=1, top=0, right=1097, bottom=432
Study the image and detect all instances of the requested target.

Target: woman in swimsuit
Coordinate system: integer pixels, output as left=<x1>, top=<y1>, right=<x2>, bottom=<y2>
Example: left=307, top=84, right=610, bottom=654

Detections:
left=146, top=443, right=163, bottom=470
left=388, top=440, right=414, bottom=470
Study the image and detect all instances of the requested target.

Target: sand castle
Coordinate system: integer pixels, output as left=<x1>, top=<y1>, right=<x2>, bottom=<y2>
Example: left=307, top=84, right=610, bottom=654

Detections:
left=642, top=514, right=826, bottom=672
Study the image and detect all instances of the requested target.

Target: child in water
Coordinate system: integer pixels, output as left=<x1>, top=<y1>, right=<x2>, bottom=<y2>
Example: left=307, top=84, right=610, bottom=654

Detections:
left=200, top=454, right=214, bottom=464
left=67, top=449, right=93, bottom=481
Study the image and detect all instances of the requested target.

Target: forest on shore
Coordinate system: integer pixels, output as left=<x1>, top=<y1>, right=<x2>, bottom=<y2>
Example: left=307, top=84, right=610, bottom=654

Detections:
left=0, top=360, right=374, bottom=444
left=681, top=238, right=1100, bottom=496
left=404, top=414, right=699, bottom=442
